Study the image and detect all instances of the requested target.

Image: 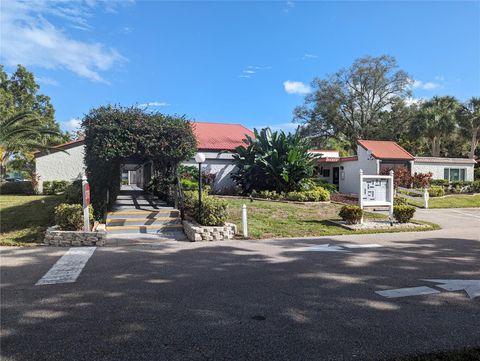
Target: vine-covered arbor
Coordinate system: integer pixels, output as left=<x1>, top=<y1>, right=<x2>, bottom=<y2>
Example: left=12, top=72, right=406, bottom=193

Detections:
left=83, top=105, right=197, bottom=217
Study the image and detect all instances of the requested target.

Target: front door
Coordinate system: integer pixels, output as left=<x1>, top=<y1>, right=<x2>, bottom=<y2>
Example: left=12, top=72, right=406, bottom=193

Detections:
left=332, top=167, right=340, bottom=188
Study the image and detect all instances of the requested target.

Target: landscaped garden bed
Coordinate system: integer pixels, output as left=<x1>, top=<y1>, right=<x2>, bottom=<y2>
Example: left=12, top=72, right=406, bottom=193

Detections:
left=219, top=197, right=438, bottom=239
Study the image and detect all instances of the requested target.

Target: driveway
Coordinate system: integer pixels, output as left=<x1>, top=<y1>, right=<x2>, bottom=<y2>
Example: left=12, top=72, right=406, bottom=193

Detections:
left=1, top=209, right=479, bottom=361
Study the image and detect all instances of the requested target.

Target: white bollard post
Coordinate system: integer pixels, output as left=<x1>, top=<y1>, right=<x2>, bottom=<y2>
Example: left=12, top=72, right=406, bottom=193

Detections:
left=359, top=169, right=364, bottom=224
left=423, top=188, right=429, bottom=209
left=389, top=170, right=394, bottom=223
left=82, top=175, right=91, bottom=232
left=242, top=204, right=248, bottom=238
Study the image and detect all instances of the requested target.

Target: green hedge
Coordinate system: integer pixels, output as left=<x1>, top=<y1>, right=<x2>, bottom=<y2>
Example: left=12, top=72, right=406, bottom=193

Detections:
left=339, top=205, right=363, bottom=224
left=428, top=186, right=445, bottom=197
left=0, top=181, right=34, bottom=195
left=180, top=178, right=198, bottom=191
left=393, top=205, right=416, bottom=223
left=64, top=180, right=83, bottom=205
left=251, top=186, right=330, bottom=202
left=54, top=203, right=94, bottom=231
left=43, top=180, right=70, bottom=195
left=183, top=190, right=228, bottom=226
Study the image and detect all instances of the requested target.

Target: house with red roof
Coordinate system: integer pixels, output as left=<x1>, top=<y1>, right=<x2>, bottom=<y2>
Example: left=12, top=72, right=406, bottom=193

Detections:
left=316, top=140, right=475, bottom=194
left=34, top=122, right=253, bottom=194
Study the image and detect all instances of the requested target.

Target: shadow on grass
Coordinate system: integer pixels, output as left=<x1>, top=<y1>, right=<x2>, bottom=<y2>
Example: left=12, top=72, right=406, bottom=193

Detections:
left=0, top=195, right=64, bottom=244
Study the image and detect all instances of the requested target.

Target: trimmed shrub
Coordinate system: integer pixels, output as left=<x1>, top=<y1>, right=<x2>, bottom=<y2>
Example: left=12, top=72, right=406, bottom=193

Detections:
left=428, top=186, right=445, bottom=197
left=339, top=205, right=363, bottom=224
left=196, top=196, right=228, bottom=226
left=54, top=203, right=94, bottom=231
left=314, top=179, right=338, bottom=194
left=394, top=196, right=407, bottom=205
left=393, top=205, right=416, bottom=223
left=286, top=186, right=330, bottom=202
left=430, top=179, right=449, bottom=187
left=473, top=180, right=480, bottom=193
left=64, top=180, right=83, bottom=205
left=181, top=178, right=198, bottom=191
left=0, top=181, right=34, bottom=195
left=52, top=180, right=69, bottom=193
left=43, top=181, right=54, bottom=195
left=256, top=190, right=283, bottom=200
left=183, top=191, right=228, bottom=226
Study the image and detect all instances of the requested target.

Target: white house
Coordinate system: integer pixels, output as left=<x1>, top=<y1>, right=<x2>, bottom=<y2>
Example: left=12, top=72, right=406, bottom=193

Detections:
left=317, top=140, right=476, bottom=194
left=34, top=122, right=254, bottom=194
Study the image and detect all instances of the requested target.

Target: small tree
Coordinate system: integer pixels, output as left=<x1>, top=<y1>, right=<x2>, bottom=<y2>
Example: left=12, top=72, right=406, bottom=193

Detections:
left=231, top=128, right=318, bottom=193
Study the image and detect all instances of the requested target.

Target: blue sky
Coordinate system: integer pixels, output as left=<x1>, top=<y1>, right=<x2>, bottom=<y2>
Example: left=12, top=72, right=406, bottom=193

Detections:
left=1, top=0, right=479, bottom=133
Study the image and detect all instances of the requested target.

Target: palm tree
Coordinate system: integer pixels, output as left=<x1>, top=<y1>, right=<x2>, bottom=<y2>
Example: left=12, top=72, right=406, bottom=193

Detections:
left=0, top=111, right=60, bottom=180
left=416, top=96, right=461, bottom=157
left=458, top=97, right=480, bottom=159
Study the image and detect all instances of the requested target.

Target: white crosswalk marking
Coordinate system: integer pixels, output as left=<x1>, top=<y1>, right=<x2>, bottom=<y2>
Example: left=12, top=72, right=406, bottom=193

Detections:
left=36, top=247, right=96, bottom=285
left=375, top=286, right=440, bottom=298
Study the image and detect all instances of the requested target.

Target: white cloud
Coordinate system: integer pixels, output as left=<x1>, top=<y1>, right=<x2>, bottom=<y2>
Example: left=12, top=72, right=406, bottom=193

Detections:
left=283, top=80, right=311, bottom=94
left=423, top=82, right=440, bottom=90
left=36, top=76, right=59, bottom=87
left=138, top=101, right=170, bottom=107
left=64, top=118, right=81, bottom=131
left=254, top=122, right=298, bottom=133
left=411, top=78, right=442, bottom=90
left=0, top=0, right=126, bottom=83
left=239, top=65, right=271, bottom=79
left=404, top=97, right=425, bottom=106
left=302, top=54, right=318, bottom=60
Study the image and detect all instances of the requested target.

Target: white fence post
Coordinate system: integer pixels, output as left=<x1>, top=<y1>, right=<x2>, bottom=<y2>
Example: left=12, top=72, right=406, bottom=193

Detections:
left=359, top=169, right=364, bottom=224
left=389, top=170, right=394, bottom=222
left=242, top=204, right=248, bottom=238
left=423, top=188, right=429, bottom=209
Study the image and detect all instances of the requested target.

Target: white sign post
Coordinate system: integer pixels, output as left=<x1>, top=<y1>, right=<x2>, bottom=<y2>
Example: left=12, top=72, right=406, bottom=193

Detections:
left=359, top=169, right=394, bottom=224
left=82, top=175, right=91, bottom=232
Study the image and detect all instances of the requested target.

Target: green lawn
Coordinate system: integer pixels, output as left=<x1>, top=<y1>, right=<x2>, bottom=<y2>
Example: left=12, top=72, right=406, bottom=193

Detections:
left=408, top=194, right=480, bottom=209
left=220, top=197, right=437, bottom=239
left=0, top=195, right=64, bottom=246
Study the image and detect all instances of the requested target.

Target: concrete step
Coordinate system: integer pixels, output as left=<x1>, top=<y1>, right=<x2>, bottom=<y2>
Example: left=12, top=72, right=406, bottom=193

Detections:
left=106, top=224, right=184, bottom=234
left=107, top=210, right=180, bottom=219
left=106, top=218, right=181, bottom=226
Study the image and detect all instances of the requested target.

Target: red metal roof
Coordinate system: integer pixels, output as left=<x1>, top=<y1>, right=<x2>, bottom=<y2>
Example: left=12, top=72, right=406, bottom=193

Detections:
left=34, top=122, right=253, bottom=157
left=193, top=122, right=254, bottom=151
left=357, top=140, right=414, bottom=160
left=317, top=156, right=358, bottom=163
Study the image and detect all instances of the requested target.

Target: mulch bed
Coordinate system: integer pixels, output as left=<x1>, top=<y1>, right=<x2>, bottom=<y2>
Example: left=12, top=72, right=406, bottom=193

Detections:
left=331, top=193, right=358, bottom=205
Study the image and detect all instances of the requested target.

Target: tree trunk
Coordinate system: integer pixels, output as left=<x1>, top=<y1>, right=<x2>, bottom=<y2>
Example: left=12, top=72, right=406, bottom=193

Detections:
left=469, top=127, right=479, bottom=159
left=431, top=137, right=441, bottom=157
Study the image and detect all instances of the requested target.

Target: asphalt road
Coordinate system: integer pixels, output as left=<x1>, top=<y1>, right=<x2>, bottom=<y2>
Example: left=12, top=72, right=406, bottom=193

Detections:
left=1, top=208, right=479, bottom=361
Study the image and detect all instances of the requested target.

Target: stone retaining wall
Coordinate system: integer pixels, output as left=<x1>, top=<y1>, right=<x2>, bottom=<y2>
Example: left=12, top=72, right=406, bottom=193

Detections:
left=44, top=225, right=106, bottom=246
left=183, top=220, right=237, bottom=242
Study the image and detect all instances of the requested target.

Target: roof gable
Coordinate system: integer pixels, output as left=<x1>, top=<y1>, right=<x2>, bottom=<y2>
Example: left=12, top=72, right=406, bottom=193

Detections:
left=357, top=140, right=414, bottom=160
left=35, top=122, right=253, bottom=157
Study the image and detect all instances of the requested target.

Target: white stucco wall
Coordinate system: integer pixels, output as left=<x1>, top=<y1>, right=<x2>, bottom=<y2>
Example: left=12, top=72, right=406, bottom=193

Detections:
left=412, top=161, right=474, bottom=181
left=35, top=145, right=86, bottom=192
left=183, top=151, right=237, bottom=194
left=338, top=146, right=378, bottom=194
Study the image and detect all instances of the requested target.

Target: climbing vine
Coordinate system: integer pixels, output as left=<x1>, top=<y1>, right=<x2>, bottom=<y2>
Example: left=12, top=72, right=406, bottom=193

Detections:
left=83, top=105, right=197, bottom=217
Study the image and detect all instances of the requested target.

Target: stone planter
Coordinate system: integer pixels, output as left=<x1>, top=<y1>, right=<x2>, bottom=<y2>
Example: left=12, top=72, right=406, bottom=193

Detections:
left=183, top=220, right=237, bottom=242
left=44, top=224, right=107, bottom=246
